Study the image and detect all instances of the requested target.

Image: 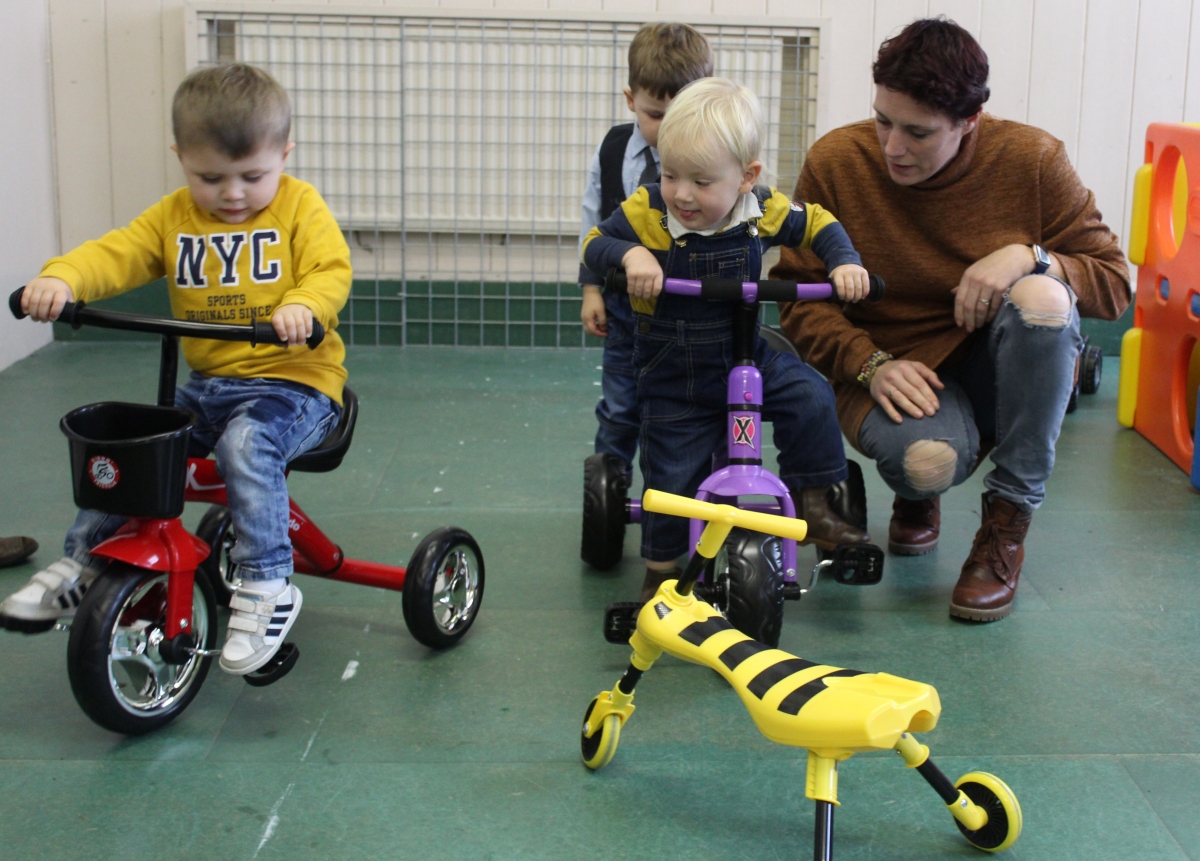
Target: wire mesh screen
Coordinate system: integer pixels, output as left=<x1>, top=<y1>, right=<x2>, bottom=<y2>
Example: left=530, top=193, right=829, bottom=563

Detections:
left=195, top=12, right=820, bottom=346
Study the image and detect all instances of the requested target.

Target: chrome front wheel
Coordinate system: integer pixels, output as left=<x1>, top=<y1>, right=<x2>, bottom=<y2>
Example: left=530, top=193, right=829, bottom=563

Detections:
left=402, top=527, right=485, bottom=648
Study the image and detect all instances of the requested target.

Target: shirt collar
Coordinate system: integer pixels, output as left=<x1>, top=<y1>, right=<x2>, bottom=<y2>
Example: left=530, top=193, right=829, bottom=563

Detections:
left=666, top=191, right=763, bottom=238
left=627, top=123, right=657, bottom=161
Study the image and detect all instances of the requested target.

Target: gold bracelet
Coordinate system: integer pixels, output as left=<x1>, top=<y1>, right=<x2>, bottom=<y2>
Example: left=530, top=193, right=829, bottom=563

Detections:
left=856, top=351, right=893, bottom=388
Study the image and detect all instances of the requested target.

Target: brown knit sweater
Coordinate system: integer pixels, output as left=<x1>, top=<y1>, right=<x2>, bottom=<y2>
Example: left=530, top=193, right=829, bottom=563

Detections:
left=773, top=115, right=1131, bottom=449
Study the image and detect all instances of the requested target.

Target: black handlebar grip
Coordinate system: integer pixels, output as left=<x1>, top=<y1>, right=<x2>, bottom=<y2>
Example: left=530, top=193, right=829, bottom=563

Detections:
left=252, top=319, right=326, bottom=349
left=9, top=287, right=26, bottom=320
left=308, top=319, right=325, bottom=349
left=604, top=267, right=628, bottom=294
left=868, top=274, right=886, bottom=302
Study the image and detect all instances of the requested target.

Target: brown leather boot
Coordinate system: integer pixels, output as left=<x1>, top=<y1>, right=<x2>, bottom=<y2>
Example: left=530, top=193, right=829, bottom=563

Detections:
left=639, top=566, right=680, bottom=603
left=888, top=495, right=940, bottom=555
left=950, top=494, right=1031, bottom=622
left=794, top=486, right=870, bottom=550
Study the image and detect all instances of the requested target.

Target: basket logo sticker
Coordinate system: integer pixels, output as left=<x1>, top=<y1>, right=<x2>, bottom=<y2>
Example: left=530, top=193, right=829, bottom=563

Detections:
left=732, top=415, right=756, bottom=447
left=88, top=456, right=120, bottom=490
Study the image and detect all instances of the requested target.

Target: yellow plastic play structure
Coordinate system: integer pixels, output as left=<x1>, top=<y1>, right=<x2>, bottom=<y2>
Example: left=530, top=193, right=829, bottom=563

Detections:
left=581, top=491, right=1022, bottom=860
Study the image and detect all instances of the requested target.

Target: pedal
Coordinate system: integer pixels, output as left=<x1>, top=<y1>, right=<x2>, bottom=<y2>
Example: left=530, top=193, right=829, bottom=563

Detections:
left=603, top=602, right=642, bottom=644
left=783, top=582, right=803, bottom=601
left=829, top=543, right=885, bottom=585
left=244, top=642, right=300, bottom=686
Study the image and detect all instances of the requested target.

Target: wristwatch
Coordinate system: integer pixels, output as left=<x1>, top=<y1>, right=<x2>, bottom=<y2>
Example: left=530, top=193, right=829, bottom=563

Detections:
left=1030, top=244, right=1052, bottom=275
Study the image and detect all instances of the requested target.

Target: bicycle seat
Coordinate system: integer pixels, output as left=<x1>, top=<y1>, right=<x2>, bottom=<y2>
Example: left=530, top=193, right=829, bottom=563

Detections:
left=288, top=386, right=358, bottom=473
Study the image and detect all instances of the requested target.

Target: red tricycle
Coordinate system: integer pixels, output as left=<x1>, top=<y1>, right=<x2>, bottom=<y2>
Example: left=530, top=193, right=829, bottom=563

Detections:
left=7, top=287, right=484, bottom=735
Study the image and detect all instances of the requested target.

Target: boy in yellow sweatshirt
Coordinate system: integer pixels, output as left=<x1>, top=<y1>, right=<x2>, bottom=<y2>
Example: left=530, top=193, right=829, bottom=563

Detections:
left=0, top=64, right=351, bottom=676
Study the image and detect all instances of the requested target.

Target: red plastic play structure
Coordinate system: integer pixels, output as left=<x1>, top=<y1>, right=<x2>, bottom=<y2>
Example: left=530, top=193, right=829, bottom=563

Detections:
left=1119, top=121, right=1200, bottom=489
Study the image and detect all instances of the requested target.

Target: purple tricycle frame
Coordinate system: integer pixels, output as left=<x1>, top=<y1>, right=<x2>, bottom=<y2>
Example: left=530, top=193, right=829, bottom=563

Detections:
left=624, top=276, right=844, bottom=587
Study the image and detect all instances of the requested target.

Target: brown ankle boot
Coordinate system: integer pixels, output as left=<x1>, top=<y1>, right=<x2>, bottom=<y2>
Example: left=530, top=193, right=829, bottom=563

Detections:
left=949, top=493, right=1031, bottom=622
left=888, top=495, right=940, bottom=555
left=639, top=567, right=680, bottom=603
left=794, top=486, right=870, bottom=550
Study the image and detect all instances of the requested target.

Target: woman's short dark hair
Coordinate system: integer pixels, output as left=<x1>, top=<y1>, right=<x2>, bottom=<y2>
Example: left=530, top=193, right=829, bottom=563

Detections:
left=872, top=17, right=989, bottom=120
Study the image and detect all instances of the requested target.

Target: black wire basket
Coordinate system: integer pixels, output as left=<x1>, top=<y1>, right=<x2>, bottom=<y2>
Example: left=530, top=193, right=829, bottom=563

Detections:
left=61, top=402, right=196, bottom=518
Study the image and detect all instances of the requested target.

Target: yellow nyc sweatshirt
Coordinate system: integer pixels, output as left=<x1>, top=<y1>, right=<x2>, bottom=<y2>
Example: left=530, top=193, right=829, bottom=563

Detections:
left=40, top=174, right=351, bottom=404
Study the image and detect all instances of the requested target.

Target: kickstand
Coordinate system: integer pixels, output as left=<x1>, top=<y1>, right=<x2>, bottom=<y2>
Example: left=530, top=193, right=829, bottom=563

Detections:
left=244, top=642, right=300, bottom=687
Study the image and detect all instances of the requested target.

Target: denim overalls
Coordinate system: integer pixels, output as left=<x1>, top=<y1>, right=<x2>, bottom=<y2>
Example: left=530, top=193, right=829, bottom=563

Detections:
left=634, top=219, right=850, bottom=562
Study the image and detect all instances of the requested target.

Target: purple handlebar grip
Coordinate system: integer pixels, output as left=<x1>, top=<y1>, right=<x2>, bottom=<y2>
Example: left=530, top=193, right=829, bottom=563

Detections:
left=660, top=278, right=833, bottom=301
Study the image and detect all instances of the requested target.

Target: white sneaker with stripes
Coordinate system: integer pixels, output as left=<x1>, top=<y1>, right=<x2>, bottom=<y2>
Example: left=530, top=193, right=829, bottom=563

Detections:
left=219, top=580, right=303, bottom=675
left=0, top=557, right=97, bottom=633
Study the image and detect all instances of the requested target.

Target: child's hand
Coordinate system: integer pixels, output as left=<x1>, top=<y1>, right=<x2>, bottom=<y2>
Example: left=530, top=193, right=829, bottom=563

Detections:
left=21, top=277, right=74, bottom=322
left=581, top=285, right=608, bottom=337
left=272, top=303, right=314, bottom=346
left=622, top=246, right=663, bottom=301
left=830, top=264, right=870, bottom=303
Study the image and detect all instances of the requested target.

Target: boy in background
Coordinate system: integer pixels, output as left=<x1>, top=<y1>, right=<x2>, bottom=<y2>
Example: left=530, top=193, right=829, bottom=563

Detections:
left=0, top=64, right=351, bottom=676
left=579, top=23, right=713, bottom=487
left=583, top=78, right=873, bottom=599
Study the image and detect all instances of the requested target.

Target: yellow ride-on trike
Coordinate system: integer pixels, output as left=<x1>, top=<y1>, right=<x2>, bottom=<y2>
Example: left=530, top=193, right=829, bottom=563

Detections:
left=581, top=491, right=1021, bottom=860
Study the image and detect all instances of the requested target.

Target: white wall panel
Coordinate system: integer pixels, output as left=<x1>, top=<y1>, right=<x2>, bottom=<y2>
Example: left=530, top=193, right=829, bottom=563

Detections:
left=931, top=0, right=980, bottom=35
left=1125, top=0, right=1192, bottom=251
left=979, top=0, right=1032, bottom=122
left=874, top=0, right=928, bottom=48
left=1027, top=0, right=1088, bottom=163
left=820, top=0, right=875, bottom=129
left=0, top=0, right=58, bottom=370
left=1077, top=0, right=1140, bottom=245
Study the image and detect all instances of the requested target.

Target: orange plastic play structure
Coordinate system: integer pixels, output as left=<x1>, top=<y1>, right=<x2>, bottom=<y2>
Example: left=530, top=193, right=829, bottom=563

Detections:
left=1120, top=122, right=1200, bottom=489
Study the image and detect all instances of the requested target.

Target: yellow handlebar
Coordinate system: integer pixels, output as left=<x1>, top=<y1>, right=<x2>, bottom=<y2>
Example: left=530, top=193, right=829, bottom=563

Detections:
left=642, top=489, right=808, bottom=543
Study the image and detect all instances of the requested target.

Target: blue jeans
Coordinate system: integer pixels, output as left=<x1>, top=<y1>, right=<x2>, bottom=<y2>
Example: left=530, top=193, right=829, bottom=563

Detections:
left=594, top=290, right=639, bottom=468
left=857, top=284, right=1081, bottom=511
left=65, top=373, right=340, bottom=581
left=635, top=308, right=848, bottom=562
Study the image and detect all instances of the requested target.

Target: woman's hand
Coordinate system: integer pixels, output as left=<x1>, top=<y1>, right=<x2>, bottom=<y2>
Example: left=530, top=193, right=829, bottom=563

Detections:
left=272, top=303, right=314, bottom=346
left=829, top=263, right=870, bottom=303
left=953, top=244, right=1041, bottom=332
left=869, top=359, right=944, bottom=423
left=21, top=277, right=74, bottom=322
left=581, top=285, right=607, bottom=337
left=621, top=246, right=663, bottom=300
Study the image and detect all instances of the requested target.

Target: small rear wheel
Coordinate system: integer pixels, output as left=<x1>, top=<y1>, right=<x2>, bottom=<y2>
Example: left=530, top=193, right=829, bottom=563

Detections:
left=954, top=772, right=1023, bottom=852
left=403, top=527, right=484, bottom=648
left=581, top=453, right=629, bottom=570
left=580, top=697, right=621, bottom=770
left=195, top=504, right=238, bottom=607
left=67, top=563, right=217, bottom=735
left=711, top=528, right=784, bottom=648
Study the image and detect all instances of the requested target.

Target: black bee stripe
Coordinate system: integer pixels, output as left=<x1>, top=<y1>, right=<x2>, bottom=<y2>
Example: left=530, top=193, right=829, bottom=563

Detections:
left=746, top=657, right=820, bottom=699
left=718, top=639, right=766, bottom=670
left=777, top=669, right=863, bottom=715
left=678, top=615, right=734, bottom=646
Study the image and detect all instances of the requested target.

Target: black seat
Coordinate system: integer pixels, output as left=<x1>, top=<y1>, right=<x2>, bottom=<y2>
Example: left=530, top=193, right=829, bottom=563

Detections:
left=288, top=386, right=358, bottom=473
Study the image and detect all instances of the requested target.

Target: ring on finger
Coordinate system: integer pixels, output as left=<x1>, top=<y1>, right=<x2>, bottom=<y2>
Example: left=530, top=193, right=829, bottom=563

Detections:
left=978, top=297, right=991, bottom=306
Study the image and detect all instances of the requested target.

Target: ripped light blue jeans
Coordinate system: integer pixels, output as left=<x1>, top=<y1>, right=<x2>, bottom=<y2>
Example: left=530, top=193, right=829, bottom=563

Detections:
left=857, top=279, right=1082, bottom=511
left=64, top=373, right=340, bottom=581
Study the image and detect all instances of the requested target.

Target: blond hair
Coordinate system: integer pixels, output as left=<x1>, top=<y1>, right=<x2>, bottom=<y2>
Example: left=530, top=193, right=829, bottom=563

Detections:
left=172, top=63, right=291, bottom=157
left=628, top=23, right=714, bottom=99
left=657, top=78, right=763, bottom=171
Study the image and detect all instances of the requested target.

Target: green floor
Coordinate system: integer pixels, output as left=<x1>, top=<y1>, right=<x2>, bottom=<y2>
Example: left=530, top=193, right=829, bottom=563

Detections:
left=0, top=343, right=1198, bottom=861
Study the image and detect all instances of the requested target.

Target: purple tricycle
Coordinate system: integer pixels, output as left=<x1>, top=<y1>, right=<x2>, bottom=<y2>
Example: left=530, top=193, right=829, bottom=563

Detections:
left=583, top=270, right=885, bottom=647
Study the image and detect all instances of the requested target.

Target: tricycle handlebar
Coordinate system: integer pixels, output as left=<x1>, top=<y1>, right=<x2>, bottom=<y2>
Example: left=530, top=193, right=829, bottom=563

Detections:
left=9, top=285, right=325, bottom=350
left=603, top=267, right=884, bottom=303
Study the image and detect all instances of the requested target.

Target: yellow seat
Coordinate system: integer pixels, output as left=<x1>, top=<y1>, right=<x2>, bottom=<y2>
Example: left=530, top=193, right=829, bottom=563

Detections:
left=632, top=583, right=941, bottom=756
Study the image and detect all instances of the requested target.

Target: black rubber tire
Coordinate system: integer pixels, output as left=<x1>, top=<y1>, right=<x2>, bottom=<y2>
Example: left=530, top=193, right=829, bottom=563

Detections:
left=713, top=528, right=785, bottom=648
left=581, top=453, right=629, bottom=570
left=195, top=504, right=237, bottom=608
left=1066, top=383, right=1080, bottom=414
left=403, top=527, right=485, bottom=649
left=1080, top=344, right=1103, bottom=395
left=67, top=563, right=217, bottom=735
